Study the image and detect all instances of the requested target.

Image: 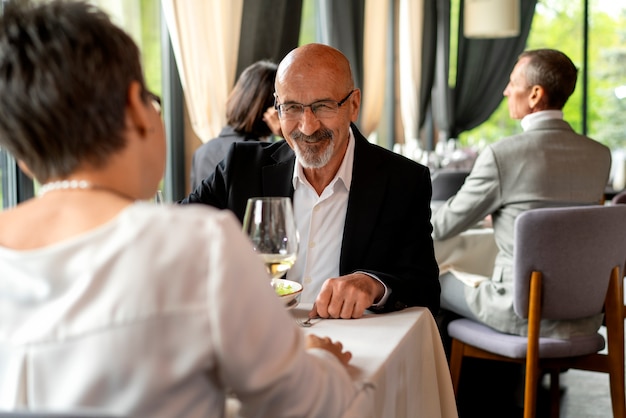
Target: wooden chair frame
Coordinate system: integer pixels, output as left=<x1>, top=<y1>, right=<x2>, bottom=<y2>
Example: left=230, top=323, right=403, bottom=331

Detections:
left=449, top=265, right=625, bottom=418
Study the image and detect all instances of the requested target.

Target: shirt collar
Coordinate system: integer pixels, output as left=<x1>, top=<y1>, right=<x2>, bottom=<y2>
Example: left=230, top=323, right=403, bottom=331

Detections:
left=292, top=127, right=355, bottom=192
left=520, top=110, right=564, bottom=131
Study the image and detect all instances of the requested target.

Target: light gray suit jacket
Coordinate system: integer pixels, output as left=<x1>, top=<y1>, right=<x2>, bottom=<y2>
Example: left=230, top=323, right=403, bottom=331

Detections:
left=432, top=118, right=611, bottom=337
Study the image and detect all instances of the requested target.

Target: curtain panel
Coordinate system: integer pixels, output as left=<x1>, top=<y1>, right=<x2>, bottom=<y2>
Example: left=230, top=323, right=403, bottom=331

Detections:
left=315, top=0, right=439, bottom=147
left=315, top=0, right=388, bottom=138
left=162, top=0, right=243, bottom=143
left=452, top=0, right=537, bottom=137
left=432, top=0, right=452, bottom=144
left=398, top=0, right=437, bottom=145
left=317, top=0, right=364, bottom=93
left=316, top=0, right=365, bottom=130
left=361, top=0, right=389, bottom=138
left=236, top=0, right=303, bottom=79
left=433, top=0, right=537, bottom=142
left=163, top=0, right=303, bottom=143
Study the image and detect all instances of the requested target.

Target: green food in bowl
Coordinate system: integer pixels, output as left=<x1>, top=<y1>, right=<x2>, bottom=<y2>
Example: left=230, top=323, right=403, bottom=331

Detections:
left=274, top=282, right=294, bottom=296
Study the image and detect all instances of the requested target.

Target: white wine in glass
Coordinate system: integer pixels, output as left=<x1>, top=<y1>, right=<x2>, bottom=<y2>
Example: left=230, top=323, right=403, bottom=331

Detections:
left=242, top=197, right=298, bottom=280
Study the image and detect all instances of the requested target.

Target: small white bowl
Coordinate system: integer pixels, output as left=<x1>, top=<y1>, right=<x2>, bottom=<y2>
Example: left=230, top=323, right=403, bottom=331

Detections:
left=272, top=278, right=303, bottom=307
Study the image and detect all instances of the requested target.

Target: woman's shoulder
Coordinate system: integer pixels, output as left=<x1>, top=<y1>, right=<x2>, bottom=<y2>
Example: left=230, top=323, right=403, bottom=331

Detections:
left=125, top=202, right=241, bottom=236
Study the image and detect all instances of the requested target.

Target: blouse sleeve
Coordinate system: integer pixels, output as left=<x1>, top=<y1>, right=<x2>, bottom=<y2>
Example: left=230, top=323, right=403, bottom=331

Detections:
left=204, top=211, right=359, bottom=418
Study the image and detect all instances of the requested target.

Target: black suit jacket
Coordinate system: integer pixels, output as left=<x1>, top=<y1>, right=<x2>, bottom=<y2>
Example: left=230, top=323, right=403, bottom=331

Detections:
left=183, top=125, right=440, bottom=313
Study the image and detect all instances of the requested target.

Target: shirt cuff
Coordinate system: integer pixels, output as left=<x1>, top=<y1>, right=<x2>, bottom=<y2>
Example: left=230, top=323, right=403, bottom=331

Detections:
left=355, top=271, right=391, bottom=308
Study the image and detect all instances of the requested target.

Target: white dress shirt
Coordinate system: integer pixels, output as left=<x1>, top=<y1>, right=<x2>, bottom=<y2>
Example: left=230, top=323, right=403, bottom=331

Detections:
left=287, top=132, right=354, bottom=301
left=520, top=109, right=563, bottom=131
left=287, top=129, right=389, bottom=305
left=0, top=203, right=358, bottom=417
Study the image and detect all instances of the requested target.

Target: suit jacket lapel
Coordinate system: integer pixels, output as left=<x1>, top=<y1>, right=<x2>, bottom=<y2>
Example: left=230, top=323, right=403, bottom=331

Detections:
left=262, top=133, right=388, bottom=272
left=262, top=141, right=296, bottom=198
left=340, top=127, right=387, bottom=273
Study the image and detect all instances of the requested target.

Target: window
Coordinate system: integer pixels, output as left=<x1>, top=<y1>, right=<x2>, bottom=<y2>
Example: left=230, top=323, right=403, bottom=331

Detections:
left=458, top=0, right=626, bottom=153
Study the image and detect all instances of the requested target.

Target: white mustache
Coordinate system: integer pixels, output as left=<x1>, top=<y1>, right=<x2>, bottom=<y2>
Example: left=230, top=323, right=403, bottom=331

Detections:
left=291, top=129, right=333, bottom=144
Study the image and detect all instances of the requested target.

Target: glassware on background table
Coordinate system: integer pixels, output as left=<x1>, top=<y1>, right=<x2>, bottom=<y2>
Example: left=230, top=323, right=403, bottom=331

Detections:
left=154, top=190, right=164, bottom=204
left=242, top=197, right=298, bottom=281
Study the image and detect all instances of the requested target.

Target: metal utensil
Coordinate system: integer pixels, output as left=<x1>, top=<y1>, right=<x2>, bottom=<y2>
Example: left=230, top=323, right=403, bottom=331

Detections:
left=296, top=317, right=320, bottom=328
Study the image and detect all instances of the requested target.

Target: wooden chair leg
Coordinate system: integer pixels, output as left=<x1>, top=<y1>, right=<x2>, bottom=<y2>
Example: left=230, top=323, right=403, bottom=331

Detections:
left=549, top=370, right=560, bottom=418
left=524, top=271, right=542, bottom=418
left=606, top=267, right=626, bottom=418
left=523, top=360, right=538, bottom=418
left=606, top=324, right=625, bottom=418
left=449, top=339, right=464, bottom=396
left=608, top=367, right=626, bottom=418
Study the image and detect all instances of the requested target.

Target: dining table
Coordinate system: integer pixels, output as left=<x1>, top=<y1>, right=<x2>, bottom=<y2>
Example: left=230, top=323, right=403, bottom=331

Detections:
left=226, top=302, right=458, bottom=418
left=228, top=302, right=459, bottom=418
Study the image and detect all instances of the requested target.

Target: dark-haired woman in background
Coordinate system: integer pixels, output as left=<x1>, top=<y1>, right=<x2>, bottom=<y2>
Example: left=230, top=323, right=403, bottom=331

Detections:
left=0, top=2, right=357, bottom=416
left=190, top=60, right=281, bottom=190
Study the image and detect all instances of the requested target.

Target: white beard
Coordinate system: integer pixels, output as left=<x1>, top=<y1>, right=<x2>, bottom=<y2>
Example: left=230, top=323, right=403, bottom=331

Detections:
left=294, top=139, right=334, bottom=168
left=290, top=128, right=335, bottom=168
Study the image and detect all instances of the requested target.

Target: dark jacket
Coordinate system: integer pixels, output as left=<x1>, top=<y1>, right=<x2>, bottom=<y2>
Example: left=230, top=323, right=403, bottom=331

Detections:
left=182, top=125, right=440, bottom=314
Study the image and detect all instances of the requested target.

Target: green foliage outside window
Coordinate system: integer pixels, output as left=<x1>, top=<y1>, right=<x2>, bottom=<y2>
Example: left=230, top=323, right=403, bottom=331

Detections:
left=458, top=0, right=626, bottom=151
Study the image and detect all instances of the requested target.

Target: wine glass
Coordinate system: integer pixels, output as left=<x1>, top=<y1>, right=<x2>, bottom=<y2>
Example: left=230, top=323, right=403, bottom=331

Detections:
left=242, top=197, right=298, bottom=281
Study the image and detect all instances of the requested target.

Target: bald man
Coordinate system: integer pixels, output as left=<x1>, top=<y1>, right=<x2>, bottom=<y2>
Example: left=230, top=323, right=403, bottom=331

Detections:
left=183, top=43, right=440, bottom=319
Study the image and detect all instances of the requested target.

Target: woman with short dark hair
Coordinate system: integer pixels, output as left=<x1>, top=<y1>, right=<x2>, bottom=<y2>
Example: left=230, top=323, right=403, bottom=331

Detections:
left=0, top=1, right=357, bottom=417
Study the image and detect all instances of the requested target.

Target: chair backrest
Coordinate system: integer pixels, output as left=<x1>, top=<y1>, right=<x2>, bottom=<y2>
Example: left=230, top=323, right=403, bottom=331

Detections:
left=513, top=205, right=626, bottom=320
left=430, top=169, right=470, bottom=201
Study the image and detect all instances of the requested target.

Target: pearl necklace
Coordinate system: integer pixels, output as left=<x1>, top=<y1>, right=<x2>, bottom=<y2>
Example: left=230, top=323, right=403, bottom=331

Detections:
left=38, top=180, right=93, bottom=196
left=38, top=179, right=135, bottom=201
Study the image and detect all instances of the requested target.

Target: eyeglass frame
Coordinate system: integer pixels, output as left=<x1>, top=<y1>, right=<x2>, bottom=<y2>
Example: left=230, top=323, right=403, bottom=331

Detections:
left=274, top=89, right=356, bottom=120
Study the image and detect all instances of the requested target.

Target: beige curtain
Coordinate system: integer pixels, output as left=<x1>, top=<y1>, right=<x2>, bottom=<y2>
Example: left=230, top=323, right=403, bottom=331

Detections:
left=162, top=0, right=243, bottom=143
left=360, top=0, right=389, bottom=138
left=398, top=0, right=425, bottom=148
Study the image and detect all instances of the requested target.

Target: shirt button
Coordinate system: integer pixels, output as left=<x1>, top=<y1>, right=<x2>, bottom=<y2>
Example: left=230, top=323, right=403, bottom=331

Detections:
left=308, top=241, right=315, bottom=249
left=304, top=277, right=312, bottom=284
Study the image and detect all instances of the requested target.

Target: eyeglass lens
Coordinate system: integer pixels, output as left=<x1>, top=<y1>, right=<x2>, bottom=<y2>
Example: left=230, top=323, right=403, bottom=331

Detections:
left=277, top=90, right=354, bottom=120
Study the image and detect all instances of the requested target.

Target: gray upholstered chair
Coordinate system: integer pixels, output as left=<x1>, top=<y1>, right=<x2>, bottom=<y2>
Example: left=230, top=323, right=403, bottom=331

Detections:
left=0, top=413, right=121, bottom=417
left=447, top=205, right=626, bottom=418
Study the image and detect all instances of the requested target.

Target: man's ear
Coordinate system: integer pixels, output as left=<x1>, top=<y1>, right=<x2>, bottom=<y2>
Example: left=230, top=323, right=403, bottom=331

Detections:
left=126, top=81, right=150, bottom=137
left=528, top=85, right=546, bottom=111
left=349, top=88, right=361, bottom=123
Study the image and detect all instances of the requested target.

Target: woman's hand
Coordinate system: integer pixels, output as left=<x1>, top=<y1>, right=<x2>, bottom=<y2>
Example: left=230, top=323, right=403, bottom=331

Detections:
left=306, top=334, right=352, bottom=366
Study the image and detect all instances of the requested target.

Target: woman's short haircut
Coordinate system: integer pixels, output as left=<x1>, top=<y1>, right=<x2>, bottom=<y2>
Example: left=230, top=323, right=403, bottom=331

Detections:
left=0, top=0, right=147, bottom=182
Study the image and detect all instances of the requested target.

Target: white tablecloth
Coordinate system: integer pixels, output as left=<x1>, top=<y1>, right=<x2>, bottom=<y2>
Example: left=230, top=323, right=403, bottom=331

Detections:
left=292, top=304, right=458, bottom=418
left=434, top=228, right=498, bottom=285
left=227, top=305, right=458, bottom=418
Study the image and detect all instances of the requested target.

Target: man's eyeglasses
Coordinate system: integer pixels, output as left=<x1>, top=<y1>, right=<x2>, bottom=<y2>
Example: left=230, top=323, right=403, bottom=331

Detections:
left=275, top=89, right=355, bottom=121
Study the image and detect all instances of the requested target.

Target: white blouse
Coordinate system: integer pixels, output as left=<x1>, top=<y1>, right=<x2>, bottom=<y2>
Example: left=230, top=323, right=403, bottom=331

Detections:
left=0, top=203, right=357, bottom=417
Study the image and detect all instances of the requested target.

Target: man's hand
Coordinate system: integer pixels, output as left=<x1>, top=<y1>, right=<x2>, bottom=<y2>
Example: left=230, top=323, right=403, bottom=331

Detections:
left=310, top=273, right=385, bottom=319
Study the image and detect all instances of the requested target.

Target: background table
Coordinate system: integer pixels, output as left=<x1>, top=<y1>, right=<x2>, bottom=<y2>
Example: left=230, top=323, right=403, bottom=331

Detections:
left=434, top=227, right=498, bottom=282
